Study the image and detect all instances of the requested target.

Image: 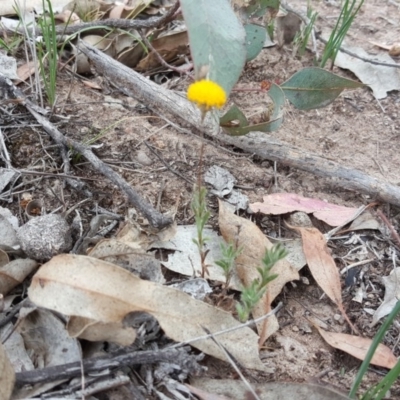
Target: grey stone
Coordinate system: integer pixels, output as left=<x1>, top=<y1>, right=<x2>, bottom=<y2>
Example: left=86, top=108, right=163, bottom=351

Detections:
left=17, top=214, right=72, bottom=261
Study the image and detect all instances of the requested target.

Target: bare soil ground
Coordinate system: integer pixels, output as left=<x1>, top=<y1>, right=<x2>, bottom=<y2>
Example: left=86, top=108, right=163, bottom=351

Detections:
left=2, top=0, right=400, bottom=398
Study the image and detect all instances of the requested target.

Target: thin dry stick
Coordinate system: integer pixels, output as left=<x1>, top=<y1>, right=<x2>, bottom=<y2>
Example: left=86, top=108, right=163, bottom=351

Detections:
left=0, top=75, right=172, bottom=229
left=202, top=326, right=261, bottom=400
left=376, top=209, right=400, bottom=248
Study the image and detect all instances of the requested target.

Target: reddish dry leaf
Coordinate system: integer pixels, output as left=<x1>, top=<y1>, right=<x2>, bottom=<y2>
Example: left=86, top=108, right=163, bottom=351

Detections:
left=315, top=325, right=397, bottom=369
left=294, top=226, right=357, bottom=332
left=250, top=193, right=358, bottom=226
left=218, top=200, right=299, bottom=343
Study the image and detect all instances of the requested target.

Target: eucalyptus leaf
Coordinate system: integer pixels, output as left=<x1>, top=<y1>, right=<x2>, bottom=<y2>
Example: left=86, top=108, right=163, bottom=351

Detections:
left=281, top=67, right=364, bottom=110
left=220, top=84, right=284, bottom=136
left=180, top=0, right=246, bottom=96
left=220, top=104, right=248, bottom=128
left=244, top=23, right=267, bottom=61
left=242, top=0, right=280, bottom=18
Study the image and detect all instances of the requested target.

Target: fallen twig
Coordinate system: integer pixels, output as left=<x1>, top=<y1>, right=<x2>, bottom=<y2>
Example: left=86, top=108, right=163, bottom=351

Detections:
left=0, top=75, right=172, bottom=229
left=15, top=348, right=201, bottom=386
left=78, top=42, right=400, bottom=208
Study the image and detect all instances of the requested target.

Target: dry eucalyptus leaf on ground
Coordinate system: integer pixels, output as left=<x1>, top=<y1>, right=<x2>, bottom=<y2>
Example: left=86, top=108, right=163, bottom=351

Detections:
left=290, top=225, right=356, bottom=332
left=250, top=193, right=358, bottom=226
left=218, top=200, right=299, bottom=343
left=0, top=214, right=19, bottom=251
left=189, top=378, right=351, bottom=400
left=0, top=323, right=34, bottom=374
left=152, top=225, right=242, bottom=290
left=88, top=239, right=164, bottom=283
left=67, top=316, right=137, bottom=345
left=371, top=267, right=400, bottom=327
left=314, top=325, right=397, bottom=369
left=28, top=254, right=266, bottom=371
left=0, top=341, right=14, bottom=400
left=333, top=41, right=400, bottom=99
left=0, top=259, right=38, bottom=295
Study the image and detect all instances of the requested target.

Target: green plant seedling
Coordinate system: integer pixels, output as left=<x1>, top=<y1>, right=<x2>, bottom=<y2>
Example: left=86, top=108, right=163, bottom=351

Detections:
left=293, top=2, right=318, bottom=58
left=37, top=0, right=58, bottom=106
left=236, top=244, right=287, bottom=322
left=191, top=185, right=211, bottom=278
left=215, top=242, right=242, bottom=288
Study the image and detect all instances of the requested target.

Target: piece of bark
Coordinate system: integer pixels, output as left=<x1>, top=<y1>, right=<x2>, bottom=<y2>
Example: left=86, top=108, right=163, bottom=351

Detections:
left=78, top=42, right=400, bottom=207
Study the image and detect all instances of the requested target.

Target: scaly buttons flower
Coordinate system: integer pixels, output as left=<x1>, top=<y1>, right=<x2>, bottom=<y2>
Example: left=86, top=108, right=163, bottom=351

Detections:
left=187, top=79, right=227, bottom=110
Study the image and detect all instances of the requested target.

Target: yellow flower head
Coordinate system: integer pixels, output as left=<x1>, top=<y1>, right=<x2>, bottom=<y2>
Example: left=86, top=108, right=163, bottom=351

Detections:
left=187, top=79, right=227, bottom=111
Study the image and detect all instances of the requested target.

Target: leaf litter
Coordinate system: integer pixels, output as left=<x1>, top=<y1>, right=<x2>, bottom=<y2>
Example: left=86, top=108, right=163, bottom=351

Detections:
left=1, top=0, right=400, bottom=397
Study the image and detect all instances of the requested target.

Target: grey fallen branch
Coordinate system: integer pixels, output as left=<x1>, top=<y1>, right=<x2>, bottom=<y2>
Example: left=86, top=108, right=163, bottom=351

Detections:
left=15, top=347, right=202, bottom=386
left=78, top=41, right=400, bottom=207
left=3, top=1, right=179, bottom=37
left=0, top=76, right=172, bottom=229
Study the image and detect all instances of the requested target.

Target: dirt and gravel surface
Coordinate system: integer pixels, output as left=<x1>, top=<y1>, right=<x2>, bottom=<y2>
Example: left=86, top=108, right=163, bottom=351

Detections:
left=2, top=0, right=400, bottom=398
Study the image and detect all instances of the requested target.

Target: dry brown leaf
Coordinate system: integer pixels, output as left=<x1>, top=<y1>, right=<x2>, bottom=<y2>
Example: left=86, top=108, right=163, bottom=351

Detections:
left=15, top=61, right=37, bottom=83
left=68, top=316, right=137, bottom=345
left=218, top=200, right=299, bottom=343
left=136, top=31, right=189, bottom=71
left=0, top=259, right=38, bottom=295
left=82, top=80, right=102, bottom=89
left=250, top=193, right=358, bottom=226
left=185, top=383, right=233, bottom=400
left=370, top=40, right=400, bottom=56
left=371, top=267, right=400, bottom=327
left=314, top=325, right=397, bottom=369
left=0, top=341, right=14, bottom=400
left=28, top=254, right=266, bottom=371
left=190, top=378, right=351, bottom=400
left=292, top=226, right=357, bottom=332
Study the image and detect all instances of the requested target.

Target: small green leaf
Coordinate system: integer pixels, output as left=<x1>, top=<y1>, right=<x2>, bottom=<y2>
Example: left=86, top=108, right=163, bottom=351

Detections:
left=242, top=0, right=280, bottom=18
left=220, top=84, right=284, bottom=136
left=244, top=24, right=266, bottom=61
left=180, top=0, right=246, bottom=96
left=268, top=83, right=285, bottom=120
left=281, top=67, right=364, bottom=110
left=220, top=104, right=248, bottom=128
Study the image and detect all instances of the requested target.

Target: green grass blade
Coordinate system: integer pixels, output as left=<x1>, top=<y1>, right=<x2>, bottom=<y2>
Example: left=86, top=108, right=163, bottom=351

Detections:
left=349, top=300, right=400, bottom=398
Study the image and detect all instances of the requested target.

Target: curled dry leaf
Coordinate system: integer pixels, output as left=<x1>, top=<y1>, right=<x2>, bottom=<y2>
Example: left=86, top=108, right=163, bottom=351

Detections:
left=250, top=193, right=358, bottom=227
left=314, top=325, right=397, bottom=369
left=68, top=316, right=137, bottom=346
left=290, top=226, right=357, bottom=332
left=28, top=254, right=266, bottom=371
left=218, top=200, right=299, bottom=343
left=371, top=267, right=400, bottom=327
left=0, top=341, right=14, bottom=400
left=0, top=259, right=38, bottom=295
